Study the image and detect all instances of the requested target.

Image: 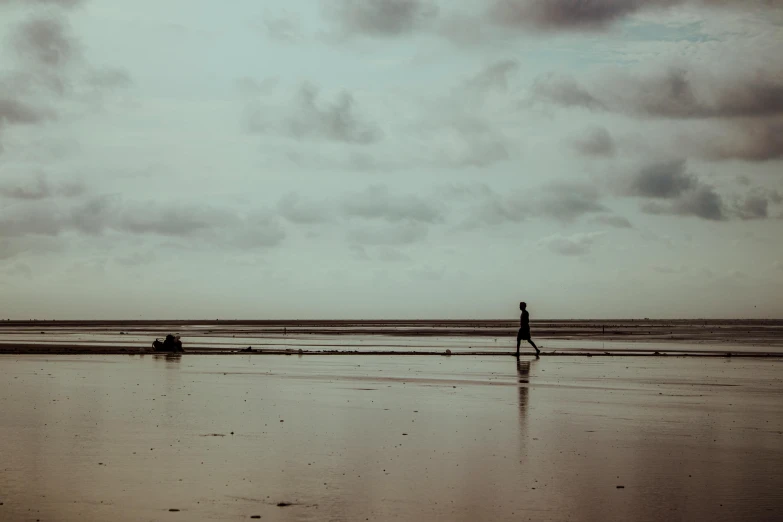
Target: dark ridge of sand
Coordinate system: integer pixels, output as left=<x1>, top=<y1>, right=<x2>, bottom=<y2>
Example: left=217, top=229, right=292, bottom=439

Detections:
left=1, top=345, right=781, bottom=357
left=1, top=319, right=781, bottom=355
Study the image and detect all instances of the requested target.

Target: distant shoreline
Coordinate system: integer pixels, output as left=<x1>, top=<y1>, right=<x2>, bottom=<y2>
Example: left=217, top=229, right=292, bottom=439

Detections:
left=1, top=319, right=782, bottom=355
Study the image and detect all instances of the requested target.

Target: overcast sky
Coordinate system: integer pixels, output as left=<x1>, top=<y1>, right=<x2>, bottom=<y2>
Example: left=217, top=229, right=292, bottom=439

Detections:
left=1, top=0, right=782, bottom=320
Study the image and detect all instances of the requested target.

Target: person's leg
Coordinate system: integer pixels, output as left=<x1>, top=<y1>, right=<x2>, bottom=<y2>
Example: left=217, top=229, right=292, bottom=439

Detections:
left=516, top=329, right=522, bottom=356
left=527, top=338, right=540, bottom=355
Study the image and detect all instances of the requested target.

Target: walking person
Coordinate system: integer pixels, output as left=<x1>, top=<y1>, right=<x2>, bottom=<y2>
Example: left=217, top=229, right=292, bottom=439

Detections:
left=516, top=302, right=540, bottom=357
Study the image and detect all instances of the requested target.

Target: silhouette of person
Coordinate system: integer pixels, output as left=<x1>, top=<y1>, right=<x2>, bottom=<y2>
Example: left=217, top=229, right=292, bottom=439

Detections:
left=516, top=302, right=540, bottom=357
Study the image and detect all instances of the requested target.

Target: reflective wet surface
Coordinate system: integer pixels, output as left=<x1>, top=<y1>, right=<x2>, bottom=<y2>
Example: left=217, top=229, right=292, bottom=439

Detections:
left=1, top=354, right=782, bottom=521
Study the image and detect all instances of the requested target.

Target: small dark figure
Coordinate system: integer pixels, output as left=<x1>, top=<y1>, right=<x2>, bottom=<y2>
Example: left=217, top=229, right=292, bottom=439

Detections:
left=516, top=302, right=540, bottom=357
left=152, top=334, right=184, bottom=353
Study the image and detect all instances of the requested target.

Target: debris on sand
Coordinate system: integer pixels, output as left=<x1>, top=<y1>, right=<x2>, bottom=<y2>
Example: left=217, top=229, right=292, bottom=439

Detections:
left=200, top=433, right=226, bottom=437
left=169, top=508, right=180, bottom=511
left=277, top=502, right=293, bottom=507
left=242, top=347, right=254, bottom=352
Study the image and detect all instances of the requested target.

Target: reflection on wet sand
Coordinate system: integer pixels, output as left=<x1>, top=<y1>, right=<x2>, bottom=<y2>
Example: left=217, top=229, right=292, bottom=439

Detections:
left=1, top=354, right=781, bottom=521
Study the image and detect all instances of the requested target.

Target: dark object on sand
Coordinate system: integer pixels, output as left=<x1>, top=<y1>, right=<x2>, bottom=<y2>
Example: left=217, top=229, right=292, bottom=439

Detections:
left=152, top=334, right=184, bottom=353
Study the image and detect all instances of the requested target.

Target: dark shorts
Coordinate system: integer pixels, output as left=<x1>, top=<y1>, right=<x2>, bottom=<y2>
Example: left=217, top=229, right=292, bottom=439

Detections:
left=517, top=327, right=531, bottom=341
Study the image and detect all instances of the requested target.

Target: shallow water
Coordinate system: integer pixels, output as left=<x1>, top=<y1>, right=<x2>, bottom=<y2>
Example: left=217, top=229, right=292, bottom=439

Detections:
left=1, top=354, right=782, bottom=521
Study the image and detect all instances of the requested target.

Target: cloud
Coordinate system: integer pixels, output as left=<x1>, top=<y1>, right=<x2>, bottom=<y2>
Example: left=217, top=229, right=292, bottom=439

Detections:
left=539, top=231, right=605, bottom=256
left=0, top=10, right=130, bottom=153
left=328, top=0, right=438, bottom=37
left=620, top=160, right=727, bottom=220
left=347, top=221, right=429, bottom=245
left=465, top=60, right=519, bottom=94
left=0, top=174, right=85, bottom=200
left=537, top=182, right=607, bottom=223
left=455, top=181, right=607, bottom=228
left=591, top=215, right=633, bottom=228
left=0, top=194, right=286, bottom=253
left=0, top=0, right=84, bottom=7
left=488, top=0, right=783, bottom=32
left=0, top=203, right=62, bottom=237
left=456, top=185, right=527, bottom=228
left=431, top=117, right=510, bottom=167
left=690, top=119, right=783, bottom=162
left=0, top=98, right=50, bottom=126
left=572, top=126, right=615, bottom=157
left=531, top=73, right=603, bottom=109
left=245, top=83, right=381, bottom=144
left=641, top=184, right=726, bottom=220
left=732, top=187, right=783, bottom=220
left=277, top=193, right=333, bottom=224
left=533, top=68, right=783, bottom=120
left=622, top=159, right=695, bottom=199
left=734, top=195, right=769, bottom=220
left=668, top=184, right=726, bottom=220
left=13, top=15, right=78, bottom=68
left=118, top=204, right=235, bottom=237
left=342, top=185, right=443, bottom=223
left=260, top=10, right=302, bottom=42
left=229, top=213, right=286, bottom=248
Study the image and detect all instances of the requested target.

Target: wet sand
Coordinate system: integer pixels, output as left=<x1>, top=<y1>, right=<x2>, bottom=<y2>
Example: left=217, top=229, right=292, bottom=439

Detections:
left=1, top=319, right=782, bottom=355
left=1, top=354, right=782, bottom=521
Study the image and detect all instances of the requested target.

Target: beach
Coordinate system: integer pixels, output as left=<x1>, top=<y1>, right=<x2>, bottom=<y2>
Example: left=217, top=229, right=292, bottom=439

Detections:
left=1, top=319, right=782, bottom=355
left=1, top=328, right=783, bottom=521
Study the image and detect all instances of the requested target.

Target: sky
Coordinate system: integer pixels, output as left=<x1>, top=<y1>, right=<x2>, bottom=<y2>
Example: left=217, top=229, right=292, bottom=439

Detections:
left=0, top=0, right=782, bottom=320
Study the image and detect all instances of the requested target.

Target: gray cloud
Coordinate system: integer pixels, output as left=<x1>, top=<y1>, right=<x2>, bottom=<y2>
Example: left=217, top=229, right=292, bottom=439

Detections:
left=591, top=215, right=633, bottom=228
left=623, top=160, right=695, bottom=199
left=229, top=213, right=286, bottom=248
left=539, top=232, right=605, bottom=256
left=465, top=60, right=519, bottom=94
left=1, top=11, right=130, bottom=153
left=669, top=185, right=726, bottom=221
left=342, top=185, right=443, bottom=223
left=641, top=185, right=726, bottom=221
left=436, top=117, right=510, bottom=168
left=261, top=10, right=302, bottom=42
left=732, top=188, right=783, bottom=220
left=461, top=189, right=527, bottom=228
left=246, top=83, right=381, bottom=144
left=489, top=0, right=783, bottom=32
left=0, top=236, right=63, bottom=261
left=538, top=182, right=607, bottom=223
left=735, top=195, right=769, bottom=220
left=277, top=193, right=333, bottom=224
left=0, top=0, right=84, bottom=6
left=0, top=174, right=85, bottom=200
left=348, top=221, right=429, bottom=245
left=534, top=69, right=783, bottom=120
left=329, top=0, right=438, bottom=37
left=621, top=160, right=727, bottom=220
left=13, top=15, right=77, bottom=68
left=0, top=98, right=49, bottom=126
left=531, top=73, right=603, bottom=109
left=693, top=120, right=783, bottom=162
left=572, top=126, right=615, bottom=157
left=119, top=205, right=235, bottom=237
left=0, top=204, right=62, bottom=237
left=457, top=182, right=607, bottom=228
left=0, top=195, right=286, bottom=252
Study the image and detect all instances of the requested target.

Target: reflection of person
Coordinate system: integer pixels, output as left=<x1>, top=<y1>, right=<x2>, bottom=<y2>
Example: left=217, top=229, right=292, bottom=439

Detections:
left=516, top=302, right=540, bottom=357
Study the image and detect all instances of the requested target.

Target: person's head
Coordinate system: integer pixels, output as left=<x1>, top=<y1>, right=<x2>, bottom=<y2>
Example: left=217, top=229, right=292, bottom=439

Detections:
left=519, top=301, right=526, bottom=310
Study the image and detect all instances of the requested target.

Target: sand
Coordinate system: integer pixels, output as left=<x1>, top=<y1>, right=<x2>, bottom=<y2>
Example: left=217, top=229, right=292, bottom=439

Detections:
left=1, top=319, right=782, bottom=355
left=1, top=353, right=782, bottom=522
